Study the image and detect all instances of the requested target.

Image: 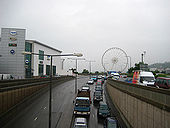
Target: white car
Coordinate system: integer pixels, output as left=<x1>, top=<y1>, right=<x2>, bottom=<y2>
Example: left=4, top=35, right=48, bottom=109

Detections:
left=81, top=85, right=90, bottom=91
left=87, top=79, right=94, bottom=84
left=74, top=117, right=87, bottom=128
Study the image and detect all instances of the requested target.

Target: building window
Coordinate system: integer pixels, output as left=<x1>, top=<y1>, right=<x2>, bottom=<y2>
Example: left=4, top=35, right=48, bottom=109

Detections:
left=53, top=66, right=56, bottom=75
left=25, top=42, right=32, bottom=52
left=46, top=65, right=50, bottom=76
left=25, top=42, right=32, bottom=78
left=39, top=64, right=44, bottom=76
left=39, top=50, right=44, bottom=60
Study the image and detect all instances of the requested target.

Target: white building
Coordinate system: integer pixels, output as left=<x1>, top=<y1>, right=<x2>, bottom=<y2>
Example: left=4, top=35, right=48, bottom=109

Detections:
left=0, top=28, right=67, bottom=79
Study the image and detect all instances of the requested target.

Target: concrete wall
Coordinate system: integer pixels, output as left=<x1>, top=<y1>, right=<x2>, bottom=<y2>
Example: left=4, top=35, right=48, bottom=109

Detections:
left=0, top=76, right=74, bottom=127
left=106, top=79, right=170, bottom=128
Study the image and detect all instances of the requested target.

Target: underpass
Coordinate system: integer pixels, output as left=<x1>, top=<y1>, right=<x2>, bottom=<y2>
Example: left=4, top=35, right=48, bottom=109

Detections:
left=2, top=76, right=111, bottom=128
left=1, top=76, right=169, bottom=128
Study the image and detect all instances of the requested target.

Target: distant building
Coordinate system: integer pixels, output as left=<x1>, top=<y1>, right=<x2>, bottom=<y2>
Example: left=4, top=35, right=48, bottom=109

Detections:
left=149, top=68, right=157, bottom=72
left=0, top=28, right=67, bottom=79
left=165, top=68, right=170, bottom=74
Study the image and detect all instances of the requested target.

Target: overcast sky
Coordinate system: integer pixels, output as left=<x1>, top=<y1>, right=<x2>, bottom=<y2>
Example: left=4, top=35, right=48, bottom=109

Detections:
left=0, top=0, right=170, bottom=72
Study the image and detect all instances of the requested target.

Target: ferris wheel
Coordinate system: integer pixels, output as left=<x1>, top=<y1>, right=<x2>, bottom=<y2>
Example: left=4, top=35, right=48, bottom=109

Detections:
left=101, top=47, right=128, bottom=72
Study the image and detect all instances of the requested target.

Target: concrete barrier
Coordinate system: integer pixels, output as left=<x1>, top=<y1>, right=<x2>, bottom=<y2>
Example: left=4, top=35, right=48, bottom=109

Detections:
left=106, top=79, right=170, bottom=128
left=0, top=76, right=74, bottom=127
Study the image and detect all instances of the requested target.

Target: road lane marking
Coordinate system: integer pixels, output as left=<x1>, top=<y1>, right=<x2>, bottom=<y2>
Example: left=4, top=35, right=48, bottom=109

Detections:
left=44, top=107, right=46, bottom=110
left=93, top=114, right=94, bottom=118
left=34, top=117, right=38, bottom=121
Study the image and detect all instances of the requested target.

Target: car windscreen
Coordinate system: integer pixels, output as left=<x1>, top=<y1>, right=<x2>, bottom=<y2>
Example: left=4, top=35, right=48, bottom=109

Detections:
left=95, top=91, right=101, bottom=95
left=108, top=122, right=117, bottom=128
left=76, top=99, right=89, bottom=106
left=100, top=105, right=108, bottom=110
left=140, top=77, right=155, bottom=82
left=75, top=126, right=87, bottom=128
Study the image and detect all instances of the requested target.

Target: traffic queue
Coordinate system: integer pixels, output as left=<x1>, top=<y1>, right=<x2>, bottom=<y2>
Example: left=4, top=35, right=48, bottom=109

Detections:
left=73, top=75, right=117, bottom=128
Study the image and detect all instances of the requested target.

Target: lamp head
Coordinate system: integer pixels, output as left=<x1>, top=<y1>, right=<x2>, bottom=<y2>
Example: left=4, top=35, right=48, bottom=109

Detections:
left=22, top=51, right=32, bottom=55
left=73, top=53, right=83, bottom=57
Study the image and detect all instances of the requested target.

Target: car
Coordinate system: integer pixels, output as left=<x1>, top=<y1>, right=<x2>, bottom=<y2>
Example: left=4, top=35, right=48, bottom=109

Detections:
left=81, top=85, right=90, bottom=91
left=111, top=72, right=120, bottom=80
left=104, top=117, right=117, bottom=128
left=91, top=76, right=97, bottom=82
left=154, top=77, right=170, bottom=89
left=53, top=74, right=61, bottom=78
left=97, top=75, right=102, bottom=79
left=87, top=79, right=94, bottom=84
left=132, top=71, right=155, bottom=86
left=103, top=75, right=108, bottom=80
left=124, top=78, right=132, bottom=83
left=74, top=117, right=87, bottom=128
left=95, top=86, right=103, bottom=94
left=40, top=75, right=48, bottom=78
left=121, top=75, right=127, bottom=78
left=97, top=101, right=110, bottom=118
left=93, top=91, right=103, bottom=103
left=96, top=80, right=102, bottom=86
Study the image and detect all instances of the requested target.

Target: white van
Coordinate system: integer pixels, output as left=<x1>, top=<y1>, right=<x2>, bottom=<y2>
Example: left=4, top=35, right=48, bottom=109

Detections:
left=132, top=71, right=155, bottom=86
left=111, top=72, right=120, bottom=80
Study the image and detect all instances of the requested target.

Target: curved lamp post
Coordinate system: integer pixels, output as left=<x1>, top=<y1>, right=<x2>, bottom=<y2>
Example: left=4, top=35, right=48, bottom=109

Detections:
left=22, top=51, right=83, bottom=128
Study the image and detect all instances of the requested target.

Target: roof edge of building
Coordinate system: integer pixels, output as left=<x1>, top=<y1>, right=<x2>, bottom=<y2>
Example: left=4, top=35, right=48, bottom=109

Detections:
left=2, top=28, right=26, bottom=30
left=26, top=40, right=62, bottom=53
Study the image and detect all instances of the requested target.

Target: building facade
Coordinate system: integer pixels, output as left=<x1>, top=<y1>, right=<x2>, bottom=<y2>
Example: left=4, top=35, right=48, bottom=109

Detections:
left=0, top=28, right=65, bottom=79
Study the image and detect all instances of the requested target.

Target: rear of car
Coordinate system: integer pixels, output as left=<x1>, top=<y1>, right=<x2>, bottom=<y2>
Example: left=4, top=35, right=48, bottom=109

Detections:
left=96, top=80, right=102, bottom=86
left=87, top=79, right=94, bottom=84
left=81, top=85, right=90, bottom=91
left=91, top=76, right=97, bottom=82
left=154, top=77, right=170, bottom=89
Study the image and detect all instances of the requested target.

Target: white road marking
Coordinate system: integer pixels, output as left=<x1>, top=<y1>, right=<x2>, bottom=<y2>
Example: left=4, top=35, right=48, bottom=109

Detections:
left=34, top=117, right=38, bottom=121
left=93, top=114, right=95, bottom=118
left=44, top=107, right=46, bottom=110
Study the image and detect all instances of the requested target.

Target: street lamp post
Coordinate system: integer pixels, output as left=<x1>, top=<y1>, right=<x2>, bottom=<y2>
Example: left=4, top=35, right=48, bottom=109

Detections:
left=22, top=52, right=83, bottom=128
left=86, top=60, right=95, bottom=78
left=67, top=58, right=85, bottom=93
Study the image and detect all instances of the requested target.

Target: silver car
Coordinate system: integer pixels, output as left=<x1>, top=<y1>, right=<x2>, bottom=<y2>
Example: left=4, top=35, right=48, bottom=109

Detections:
left=74, top=117, right=87, bottom=128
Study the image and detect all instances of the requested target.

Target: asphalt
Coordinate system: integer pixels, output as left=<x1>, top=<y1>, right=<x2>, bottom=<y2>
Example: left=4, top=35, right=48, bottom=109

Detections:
left=3, top=76, right=108, bottom=128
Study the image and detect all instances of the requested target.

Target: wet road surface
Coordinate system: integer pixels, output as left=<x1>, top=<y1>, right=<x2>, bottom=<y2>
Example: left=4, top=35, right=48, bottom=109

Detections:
left=3, top=76, right=108, bottom=128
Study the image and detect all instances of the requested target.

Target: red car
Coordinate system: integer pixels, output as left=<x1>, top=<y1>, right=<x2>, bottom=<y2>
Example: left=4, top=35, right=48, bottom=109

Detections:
left=96, top=80, right=102, bottom=85
left=154, top=77, right=170, bottom=89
